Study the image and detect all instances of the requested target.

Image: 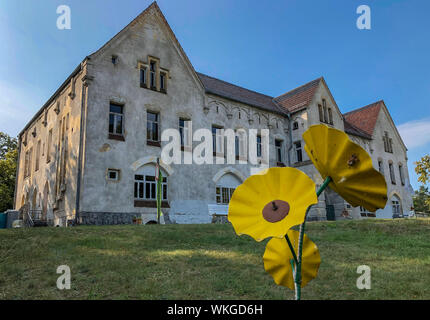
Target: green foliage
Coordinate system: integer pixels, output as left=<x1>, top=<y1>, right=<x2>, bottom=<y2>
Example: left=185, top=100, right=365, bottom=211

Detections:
left=0, top=132, right=17, bottom=160
left=415, top=154, right=430, bottom=185
left=0, top=132, right=18, bottom=212
left=413, top=186, right=430, bottom=213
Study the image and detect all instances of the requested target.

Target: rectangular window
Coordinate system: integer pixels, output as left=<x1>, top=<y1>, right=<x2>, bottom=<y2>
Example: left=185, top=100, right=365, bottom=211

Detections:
left=294, top=141, right=303, bottom=163
left=235, top=135, right=239, bottom=158
left=109, top=103, right=124, bottom=136
left=212, top=126, right=224, bottom=156
left=389, top=163, right=396, bottom=184
left=140, top=67, right=147, bottom=87
left=328, top=108, right=333, bottom=125
left=378, top=160, right=384, bottom=175
left=147, top=112, right=159, bottom=143
left=35, top=140, right=41, bottom=172
left=179, top=118, right=191, bottom=148
left=216, top=186, right=235, bottom=204
left=275, top=140, right=283, bottom=163
left=399, top=165, right=405, bottom=186
left=293, top=122, right=298, bottom=130
left=160, top=72, right=166, bottom=92
left=323, top=100, right=328, bottom=123
left=318, top=104, right=323, bottom=122
left=107, top=169, right=120, bottom=181
left=256, top=135, right=262, bottom=158
left=46, top=129, right=52, bottom=163
left=134, top=175, right=167, bottom=200
left=150, top=61, right=156, bottom=89
left=389, top=138, right=393, bottom=153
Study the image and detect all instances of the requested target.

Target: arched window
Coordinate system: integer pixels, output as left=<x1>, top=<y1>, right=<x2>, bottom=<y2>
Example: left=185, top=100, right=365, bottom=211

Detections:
left=134, top=164, right=168, bottom=201
left=215, top=173, right=241, bottom=204
left=391, top=194, right=402, bottom=217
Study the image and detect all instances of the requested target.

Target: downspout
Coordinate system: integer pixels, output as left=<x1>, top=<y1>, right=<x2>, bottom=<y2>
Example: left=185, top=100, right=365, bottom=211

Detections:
left=74, top=75, right=88, bottom=225
left=13, top=137, right=22, bottom=210
left=272, top=99, right=293, bottom=167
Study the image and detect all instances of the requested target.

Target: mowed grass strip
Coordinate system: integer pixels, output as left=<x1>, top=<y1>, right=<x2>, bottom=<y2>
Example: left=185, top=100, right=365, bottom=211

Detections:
left=0, top=218, right=429, bottom=300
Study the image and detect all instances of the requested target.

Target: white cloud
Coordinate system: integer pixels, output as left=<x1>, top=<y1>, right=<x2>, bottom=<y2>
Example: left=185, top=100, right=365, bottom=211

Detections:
left=398, top=118, right=430, bottom=149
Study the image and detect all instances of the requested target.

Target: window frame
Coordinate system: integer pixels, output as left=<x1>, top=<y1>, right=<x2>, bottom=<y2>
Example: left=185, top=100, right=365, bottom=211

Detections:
left=275, top=139, right=283, bottom=164
left=147, top=111, right=160, bottom=145
left=107, top=169, right=120, bottom=182
left=179, top=118, right=192, bottom=149
left=389, top=162, right=396, bottom=185
left=134, top=174, right=167, bottom=201
left=35, top=140, right=41, bottom=172
left=212, top=125, right=224, bottom=157
left=216, top=186, right=236, bottom=205
left=109, top=103, right=124, bottom=137
left=294, top=141, right=303, bottom=163
left=140, top=67, right=147, bottom=88
left=399, top=164, right=405, bottom=186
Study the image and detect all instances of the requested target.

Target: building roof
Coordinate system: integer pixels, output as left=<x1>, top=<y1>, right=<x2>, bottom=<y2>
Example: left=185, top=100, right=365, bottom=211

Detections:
left=343, top=119, right=372, bottom=139
left=343, top=100, right=383, bottom=136
left=274, top=78, right=322, bottom=113
left=197, top=72, right=283, bottom=114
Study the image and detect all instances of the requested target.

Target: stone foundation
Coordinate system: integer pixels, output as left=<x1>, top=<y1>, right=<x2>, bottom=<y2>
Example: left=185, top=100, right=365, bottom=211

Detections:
left=78, top=211, right=169, bottom=225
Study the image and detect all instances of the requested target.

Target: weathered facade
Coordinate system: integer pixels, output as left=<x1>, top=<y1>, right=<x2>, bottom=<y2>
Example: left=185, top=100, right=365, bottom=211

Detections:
left=14, top=2, right=413, bottom=226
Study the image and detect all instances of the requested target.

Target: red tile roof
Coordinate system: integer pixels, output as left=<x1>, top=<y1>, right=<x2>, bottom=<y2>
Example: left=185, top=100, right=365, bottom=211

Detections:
left=343, top=119, right=372, bottom=139
left=343, top=101, right=383, bottom=136
left=274, top=78, right=322, bottom=113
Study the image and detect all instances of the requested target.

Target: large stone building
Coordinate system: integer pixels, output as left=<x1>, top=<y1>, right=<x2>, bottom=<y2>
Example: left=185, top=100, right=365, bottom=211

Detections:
left=14, top=2, right=413, bottom=226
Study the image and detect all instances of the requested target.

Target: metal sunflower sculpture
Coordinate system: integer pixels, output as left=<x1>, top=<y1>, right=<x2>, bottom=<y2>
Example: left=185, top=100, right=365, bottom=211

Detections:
left=228, top=124, right=388, bottom=300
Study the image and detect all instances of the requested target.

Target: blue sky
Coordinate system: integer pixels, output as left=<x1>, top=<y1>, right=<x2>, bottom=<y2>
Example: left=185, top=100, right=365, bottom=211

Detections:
left=1, top=0, right=429, bottom=190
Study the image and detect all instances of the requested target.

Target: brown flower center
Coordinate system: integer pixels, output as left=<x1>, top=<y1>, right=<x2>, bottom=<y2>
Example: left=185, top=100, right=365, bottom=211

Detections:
left=262, top=200, right=290, bottom=223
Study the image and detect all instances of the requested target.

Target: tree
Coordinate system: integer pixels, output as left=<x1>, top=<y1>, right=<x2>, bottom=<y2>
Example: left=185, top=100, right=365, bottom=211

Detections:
left=415, top=154, right=430, bottom=185
left=413, top=186, right=430, bottom=213
left=0, top=132, right=18, bottom=212
left=0, top=132, right=17, bottom=160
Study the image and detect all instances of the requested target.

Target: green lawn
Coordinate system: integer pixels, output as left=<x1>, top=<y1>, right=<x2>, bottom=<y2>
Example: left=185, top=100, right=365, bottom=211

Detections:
left=0, top=218, right=429, bottom=300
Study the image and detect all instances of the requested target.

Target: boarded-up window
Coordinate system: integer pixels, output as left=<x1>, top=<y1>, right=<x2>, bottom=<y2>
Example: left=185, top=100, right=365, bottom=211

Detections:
left=35, top=140, right=41, bottom=171
left=46, top=129, right=52, bottom=163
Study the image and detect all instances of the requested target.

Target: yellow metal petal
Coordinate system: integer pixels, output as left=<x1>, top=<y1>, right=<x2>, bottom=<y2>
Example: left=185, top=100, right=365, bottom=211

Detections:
left=228, top=167, right=318, bottom=242
left=263, top=229, right=321, bottom=290
left=303, top=124, right=388, bottom=212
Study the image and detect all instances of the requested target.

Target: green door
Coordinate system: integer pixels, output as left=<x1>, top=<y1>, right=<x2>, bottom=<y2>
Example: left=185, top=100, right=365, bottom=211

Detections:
left=326, top=205, right=335, bottom=221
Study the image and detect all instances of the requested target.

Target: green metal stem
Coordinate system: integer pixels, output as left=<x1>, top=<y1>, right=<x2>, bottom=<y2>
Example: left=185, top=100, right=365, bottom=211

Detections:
left=285, top=234, right=299, bottom=266
left=294, top=176, right=332, bottom=300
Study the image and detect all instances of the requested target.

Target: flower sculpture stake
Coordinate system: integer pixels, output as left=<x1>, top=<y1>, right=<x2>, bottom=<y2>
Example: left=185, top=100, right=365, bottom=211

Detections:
left=228, top=124, right=388, bottom=300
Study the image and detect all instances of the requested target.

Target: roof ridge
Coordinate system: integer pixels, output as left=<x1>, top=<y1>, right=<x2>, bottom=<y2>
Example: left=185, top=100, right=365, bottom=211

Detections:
left=274, top=77, right=323, bottom=101
left=344, top=100, right=384, bottom=116
left=197, top=72, right=274, bottom=99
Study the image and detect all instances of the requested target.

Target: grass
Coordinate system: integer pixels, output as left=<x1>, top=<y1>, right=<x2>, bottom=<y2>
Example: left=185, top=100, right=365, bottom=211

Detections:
left=0, top=218, right=429, bottom=300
